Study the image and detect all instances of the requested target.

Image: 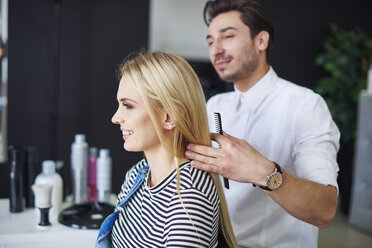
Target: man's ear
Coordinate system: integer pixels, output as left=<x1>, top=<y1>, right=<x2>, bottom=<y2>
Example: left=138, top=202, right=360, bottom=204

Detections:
left=162, top=112, right=176, bottom=131
left=255, top=30, right=269, bottom=51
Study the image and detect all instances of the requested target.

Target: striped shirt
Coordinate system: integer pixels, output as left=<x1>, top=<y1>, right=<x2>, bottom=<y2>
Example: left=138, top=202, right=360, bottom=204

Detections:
left=111, top=159, right=220, bottom=248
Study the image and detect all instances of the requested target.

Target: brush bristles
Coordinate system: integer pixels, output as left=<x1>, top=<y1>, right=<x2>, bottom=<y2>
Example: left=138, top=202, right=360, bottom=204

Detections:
left=214, top=112, right=222, bottom=135
left=214, top=112, right=222, bottom=149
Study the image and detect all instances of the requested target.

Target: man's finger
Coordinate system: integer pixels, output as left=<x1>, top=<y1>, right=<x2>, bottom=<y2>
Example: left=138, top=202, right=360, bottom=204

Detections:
left=210, top=132, right=236, bottom=146
left=190, top=160, right=220, bottom=174
left=212, top=131, right=241, bottom=146
left=222, top=131, right=238, bottom=140
left=186, top=143, right=221, bottom=158
left=185, top=148, right=218, bottom=165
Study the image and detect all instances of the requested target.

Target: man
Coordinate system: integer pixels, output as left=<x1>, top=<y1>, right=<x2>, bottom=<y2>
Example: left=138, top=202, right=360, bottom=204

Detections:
left=184, top=0, right=340, bottom=247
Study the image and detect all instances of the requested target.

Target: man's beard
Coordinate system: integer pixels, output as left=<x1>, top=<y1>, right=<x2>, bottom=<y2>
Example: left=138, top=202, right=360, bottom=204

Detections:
left=217, top=58, right=258, bottom=83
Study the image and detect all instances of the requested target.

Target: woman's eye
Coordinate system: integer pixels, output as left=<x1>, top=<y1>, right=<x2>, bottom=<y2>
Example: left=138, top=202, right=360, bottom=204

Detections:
left=122, top=103, right=133, bottom=109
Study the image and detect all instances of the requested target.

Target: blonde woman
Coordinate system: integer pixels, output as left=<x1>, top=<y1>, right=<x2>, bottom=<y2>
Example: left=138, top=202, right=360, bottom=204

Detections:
left=105, top=51, right=237, bottom=247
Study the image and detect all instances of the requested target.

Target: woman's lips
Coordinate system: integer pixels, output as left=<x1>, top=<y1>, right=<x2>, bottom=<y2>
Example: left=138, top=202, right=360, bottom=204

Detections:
left=122, top=130, right=133, bottom=140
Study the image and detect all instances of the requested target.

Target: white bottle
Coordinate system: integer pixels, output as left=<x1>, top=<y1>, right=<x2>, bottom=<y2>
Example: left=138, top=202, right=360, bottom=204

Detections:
left=97, top=149, right=112, bottom=203
left=34, top=160, right=63, bottom=223
left=71, top=134, right=88, bottom=204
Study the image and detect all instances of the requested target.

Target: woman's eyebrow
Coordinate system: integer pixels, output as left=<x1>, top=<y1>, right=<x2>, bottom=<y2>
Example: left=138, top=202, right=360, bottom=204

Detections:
left=119, top=97, right=138, bottom=103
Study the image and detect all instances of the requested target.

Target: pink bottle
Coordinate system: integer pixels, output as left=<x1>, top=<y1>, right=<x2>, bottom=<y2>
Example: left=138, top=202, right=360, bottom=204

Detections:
left=88, top=147, right=98, bottom=202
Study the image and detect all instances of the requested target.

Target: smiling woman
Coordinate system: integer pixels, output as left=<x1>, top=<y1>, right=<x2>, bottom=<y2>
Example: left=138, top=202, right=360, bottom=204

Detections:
left=97, top=51, right=238, bottom=248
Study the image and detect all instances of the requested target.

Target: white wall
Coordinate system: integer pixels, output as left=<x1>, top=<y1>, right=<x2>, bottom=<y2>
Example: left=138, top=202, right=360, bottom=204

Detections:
left=149, top=0, right=209, bottom=61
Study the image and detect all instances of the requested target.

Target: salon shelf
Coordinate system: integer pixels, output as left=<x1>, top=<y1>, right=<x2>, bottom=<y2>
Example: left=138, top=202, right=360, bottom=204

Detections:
left=0, top=199, right=98, bottom=248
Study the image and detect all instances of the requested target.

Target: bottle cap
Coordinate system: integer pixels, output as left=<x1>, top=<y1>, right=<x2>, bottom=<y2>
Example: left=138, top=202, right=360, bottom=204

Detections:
left=75, top=134, right=86, bottom=143
left=89, top=147, right=98, bottom=157
left=42, top=160, right=56, bottom=174
left=99, top=149, right=110, bottom=158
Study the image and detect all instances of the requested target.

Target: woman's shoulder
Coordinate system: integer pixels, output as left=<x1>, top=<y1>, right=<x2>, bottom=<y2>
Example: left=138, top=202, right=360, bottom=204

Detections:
left=116, top=159, right=147, bottom=204
left=179, top=162, right=218, bottom=199
left=125, top=158, right=148, bottom=179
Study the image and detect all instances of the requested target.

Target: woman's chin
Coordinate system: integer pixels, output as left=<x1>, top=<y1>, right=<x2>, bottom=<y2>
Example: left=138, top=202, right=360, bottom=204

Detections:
left=123, top=144, right=140, bottom=152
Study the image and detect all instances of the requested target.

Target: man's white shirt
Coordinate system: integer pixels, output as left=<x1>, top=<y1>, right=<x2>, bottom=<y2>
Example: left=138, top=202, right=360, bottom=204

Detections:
left=207, top=67, right=340, bottom=248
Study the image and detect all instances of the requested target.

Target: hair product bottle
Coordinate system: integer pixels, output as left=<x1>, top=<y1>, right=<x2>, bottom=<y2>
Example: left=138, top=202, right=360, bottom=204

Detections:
left=97, top=149, right=112, bottom=203
left=71, top=134, right=88, bottom=204
left=34, top=160, right=63, bottom=223
left=8, top=146, right=25, bottom=213
left=32, top=184, right=53, bottom=227
left=88, top=147, right=98, bottom=202
left=24, top=146, right=39, bottom=208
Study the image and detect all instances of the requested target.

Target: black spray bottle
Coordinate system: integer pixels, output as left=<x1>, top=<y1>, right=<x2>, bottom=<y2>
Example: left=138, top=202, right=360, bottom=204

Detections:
left=8, top=146, right=25, bottom=212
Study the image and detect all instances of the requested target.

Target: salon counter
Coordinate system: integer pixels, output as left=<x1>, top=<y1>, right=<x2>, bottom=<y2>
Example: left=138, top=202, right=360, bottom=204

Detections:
left=0, top=198, right=98, bottom=248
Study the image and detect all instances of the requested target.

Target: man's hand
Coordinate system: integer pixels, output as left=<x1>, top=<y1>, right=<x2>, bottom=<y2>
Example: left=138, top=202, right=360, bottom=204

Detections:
left=185, top=131, right=338, bottom=228
left=185, top=131, right=274, bottom=185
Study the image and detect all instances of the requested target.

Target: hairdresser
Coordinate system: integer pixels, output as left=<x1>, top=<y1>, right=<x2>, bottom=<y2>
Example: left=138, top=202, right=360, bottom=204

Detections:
left=185, top=0, right=340, bottom=247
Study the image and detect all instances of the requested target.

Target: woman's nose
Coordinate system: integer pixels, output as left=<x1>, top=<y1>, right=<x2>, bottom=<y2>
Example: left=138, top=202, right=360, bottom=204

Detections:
left=111, top=109, right=122, bottom=124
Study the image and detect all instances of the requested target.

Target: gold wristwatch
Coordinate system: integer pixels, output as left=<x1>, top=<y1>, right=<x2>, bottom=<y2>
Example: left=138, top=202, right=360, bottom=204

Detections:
left=255, top=162, right=283, bottom=191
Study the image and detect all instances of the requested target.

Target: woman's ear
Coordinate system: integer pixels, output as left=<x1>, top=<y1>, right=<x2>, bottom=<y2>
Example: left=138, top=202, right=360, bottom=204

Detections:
left=163, top=113, right=176, bottom=131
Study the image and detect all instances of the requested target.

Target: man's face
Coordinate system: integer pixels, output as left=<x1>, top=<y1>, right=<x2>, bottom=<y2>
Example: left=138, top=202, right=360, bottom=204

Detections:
left=207, top=11, right=259, bottom=82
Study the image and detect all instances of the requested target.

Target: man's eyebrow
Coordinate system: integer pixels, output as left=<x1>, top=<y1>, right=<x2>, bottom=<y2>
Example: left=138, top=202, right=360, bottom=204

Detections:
left=220, top=26, right=237, bottom=33
left=206, top=26, right=237, bottom=39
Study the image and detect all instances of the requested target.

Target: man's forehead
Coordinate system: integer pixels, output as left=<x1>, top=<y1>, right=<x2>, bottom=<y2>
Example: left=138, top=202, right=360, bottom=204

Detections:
left=208, top=12, right=244, bottom=30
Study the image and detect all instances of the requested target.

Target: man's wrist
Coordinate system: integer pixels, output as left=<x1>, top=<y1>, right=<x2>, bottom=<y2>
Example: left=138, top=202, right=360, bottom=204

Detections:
left=253, top=162, right=284, bottom=191
left=255, top=161, right=276, bottom=186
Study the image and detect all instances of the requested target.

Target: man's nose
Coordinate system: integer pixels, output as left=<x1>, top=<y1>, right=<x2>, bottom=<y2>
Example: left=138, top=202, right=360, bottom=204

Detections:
left=210, top=39, right=224, bottom=57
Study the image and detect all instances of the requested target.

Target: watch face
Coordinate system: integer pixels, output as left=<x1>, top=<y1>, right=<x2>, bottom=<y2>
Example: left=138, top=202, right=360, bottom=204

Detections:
left=267, top=172, right=283, bottom=190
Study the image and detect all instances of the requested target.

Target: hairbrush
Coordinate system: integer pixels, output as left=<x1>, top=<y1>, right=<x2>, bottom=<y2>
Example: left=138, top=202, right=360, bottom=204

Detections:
left=214, top=112, right=230, bottom=189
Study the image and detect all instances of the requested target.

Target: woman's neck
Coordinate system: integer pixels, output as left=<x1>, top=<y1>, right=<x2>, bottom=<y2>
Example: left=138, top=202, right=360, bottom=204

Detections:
left=144, top=146, right=188, bottom=187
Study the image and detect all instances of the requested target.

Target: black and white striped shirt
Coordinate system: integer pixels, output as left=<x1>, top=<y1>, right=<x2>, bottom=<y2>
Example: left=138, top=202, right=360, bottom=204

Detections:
left=111, top=159, right=220, bottom=248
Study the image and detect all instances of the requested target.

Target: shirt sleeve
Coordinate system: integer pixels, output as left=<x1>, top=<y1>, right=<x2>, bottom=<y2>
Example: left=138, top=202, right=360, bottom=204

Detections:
left=292, top=93, right=340, bottom=191
left=164, top=188, right=218, bottom=248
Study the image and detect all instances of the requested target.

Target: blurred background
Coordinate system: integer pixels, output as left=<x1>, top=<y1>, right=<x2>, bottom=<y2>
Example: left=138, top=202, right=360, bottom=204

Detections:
left=0, top=0, right=371, bottom=247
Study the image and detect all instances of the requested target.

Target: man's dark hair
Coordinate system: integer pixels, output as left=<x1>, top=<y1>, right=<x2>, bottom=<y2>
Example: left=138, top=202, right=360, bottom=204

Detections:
left=203, top=0, right=275, bottom=60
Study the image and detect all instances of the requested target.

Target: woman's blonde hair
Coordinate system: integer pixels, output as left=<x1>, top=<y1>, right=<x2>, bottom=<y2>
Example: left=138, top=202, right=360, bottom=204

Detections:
left=119, top=51, right=237, bottom=248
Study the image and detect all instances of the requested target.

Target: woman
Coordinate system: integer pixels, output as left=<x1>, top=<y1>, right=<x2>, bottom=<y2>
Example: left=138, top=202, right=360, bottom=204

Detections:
left=107, top=51, right=237, bottom=247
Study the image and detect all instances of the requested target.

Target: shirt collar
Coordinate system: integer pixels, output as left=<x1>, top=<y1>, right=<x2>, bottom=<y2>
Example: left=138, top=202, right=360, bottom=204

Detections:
left=146, top=161, right=190, bottom=194
left=233, top=67, right=277, bottom=112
